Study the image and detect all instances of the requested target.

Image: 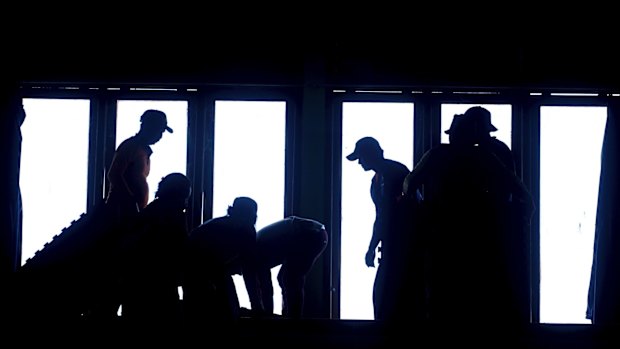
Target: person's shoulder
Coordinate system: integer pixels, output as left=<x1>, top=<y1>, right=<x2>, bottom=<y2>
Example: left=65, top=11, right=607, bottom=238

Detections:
left=140, top=199, right=159, bottom=214
left=116, top=135, right=137, bottom=148
left=488, top=138, right=514, bottom=158
left=421, top=144, right=449, bottom=156
left=115, top=136, right=141, bottom=154
left=143, top=198, right=182, bottom=216
left=416, top=145, right=452, bottom=166
left=117, top=136, right=151, bottom=154
left=191, top=216, right=220, bottom=233
left=488, top=137, right=510, bottom=150
left=386, top=159, right=410, bottom=172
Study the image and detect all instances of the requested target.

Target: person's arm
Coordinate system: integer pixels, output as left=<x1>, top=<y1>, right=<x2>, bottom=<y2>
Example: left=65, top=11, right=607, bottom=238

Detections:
left=366, top=175, right=382, bottom=267
left=242, top=263, right=265, bottom=315
left=365, top=219, right=382, bottom=267
left=511, top=175, right=536, bottom=222
left=240, top=228, right=264, bottom=315
left=402, top=149, right=433, bottom=200
left=132, top=147, right=150, bottom=210
left=107, top=145, right=133, bottom=198
left=484, top=149, right=536, bottom=221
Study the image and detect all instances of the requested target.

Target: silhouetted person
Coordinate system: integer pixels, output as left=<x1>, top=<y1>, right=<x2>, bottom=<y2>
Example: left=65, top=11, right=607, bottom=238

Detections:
left=1, top=88, right=25, bottom=274
left=402, top=113, right=534, bottom=328
left=89, top=109, right=173, bottom=320
left=452, top=106, right=515, bottom=174
left=183, top=197, right=262, bottom=323
left=247, top=216, right=328, bottom=318
left=106, top=109, right=174, bottom=216
left=118, top=173, right=191, bottom=327
left=2, top=87, right=26, bottom=323
left=346, top=136, right=410, bottom=321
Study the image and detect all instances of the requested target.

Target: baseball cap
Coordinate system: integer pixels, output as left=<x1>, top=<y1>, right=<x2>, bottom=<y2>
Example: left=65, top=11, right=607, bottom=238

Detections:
left=140, top=109, right=173, bottom=133
left=346, top=136, right=383, bottom=161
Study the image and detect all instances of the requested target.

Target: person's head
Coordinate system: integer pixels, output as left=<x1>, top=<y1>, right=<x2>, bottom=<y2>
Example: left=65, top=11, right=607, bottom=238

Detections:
left=445, top=114, right=475, bottom=146
left=155, top=172, right=192, bottom=208
left=463, top=106, right=497, bottom=141
left=138, top=109, right=173, bottom=145
left=346, top=136, right=384, bottom=171
left=227, top=197, right=258, bottom=227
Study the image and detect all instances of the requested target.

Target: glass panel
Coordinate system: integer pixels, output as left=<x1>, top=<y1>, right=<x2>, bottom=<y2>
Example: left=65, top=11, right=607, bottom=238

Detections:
left=20, top=98, right=90, bottom=265
left=441, top=104, right=512, bottom=148
left=116, top=100, right=188, bottom=206
left=540, top=106, right=606, bottom=324
left=212, top=100, right=286, bottom=315
left=341, top=101, right=414, bottom=319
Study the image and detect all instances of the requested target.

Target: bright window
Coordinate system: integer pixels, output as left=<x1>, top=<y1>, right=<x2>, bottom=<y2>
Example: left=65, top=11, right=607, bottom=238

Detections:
left=539, top=106, right=606, bottom=324
left=341, top=101, right=414, bottom=319
left=212, top=100, right=286, bottom=315
left=20, top=98, right=90, bottom=265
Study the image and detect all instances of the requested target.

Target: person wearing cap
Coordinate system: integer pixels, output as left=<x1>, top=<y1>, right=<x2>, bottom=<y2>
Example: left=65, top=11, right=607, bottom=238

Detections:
left=87, top=109, right=173, bottom=320
left=106, top=109, right=174, bottom=213
left=182, top=197, right=264, bottom=323
left=346, top=136, right=410, bottom=321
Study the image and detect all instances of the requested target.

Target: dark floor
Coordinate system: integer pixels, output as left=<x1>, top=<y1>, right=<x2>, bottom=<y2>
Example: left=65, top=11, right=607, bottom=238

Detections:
left=6, top=316, right=620, bottom=348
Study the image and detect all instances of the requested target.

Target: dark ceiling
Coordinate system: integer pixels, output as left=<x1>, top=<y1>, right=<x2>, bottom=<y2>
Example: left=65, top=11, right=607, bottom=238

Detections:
left=5, top=9, right=619, bottom=91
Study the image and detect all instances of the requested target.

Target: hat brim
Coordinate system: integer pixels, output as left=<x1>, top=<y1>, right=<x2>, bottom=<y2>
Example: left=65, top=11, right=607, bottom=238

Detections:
left=445, top=125, right=497, bottom=134
left=346, top=152, right=359, bottom=161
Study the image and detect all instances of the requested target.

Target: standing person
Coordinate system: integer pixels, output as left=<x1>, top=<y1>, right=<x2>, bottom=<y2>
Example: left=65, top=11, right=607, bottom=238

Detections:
left=183, top=197, right=263, bottom=323
left=346, top=136, right=410, bottom=321
left=106, top=109, right=174, bottom=217
left=248, top=216, right=328, bottom=318
left=402, top=113, right=534, bottom=326
left=88, top=109, right=173, bottom=320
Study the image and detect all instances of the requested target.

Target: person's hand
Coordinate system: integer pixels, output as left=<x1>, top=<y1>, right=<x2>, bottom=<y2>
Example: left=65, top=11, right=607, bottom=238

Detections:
left=365, top=249, right=376, bottom=267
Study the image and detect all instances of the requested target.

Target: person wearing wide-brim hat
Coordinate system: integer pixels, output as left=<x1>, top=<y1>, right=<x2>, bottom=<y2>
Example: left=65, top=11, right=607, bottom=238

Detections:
left=446, top=106, right=515, bottom=174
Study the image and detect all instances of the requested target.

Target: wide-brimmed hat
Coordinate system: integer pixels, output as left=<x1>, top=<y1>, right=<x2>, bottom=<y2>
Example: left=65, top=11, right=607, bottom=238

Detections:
left=464, top=106, right=497, bottom=132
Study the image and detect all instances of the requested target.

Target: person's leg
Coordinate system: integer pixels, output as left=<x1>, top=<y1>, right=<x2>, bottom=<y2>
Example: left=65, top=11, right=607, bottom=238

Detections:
left=373, top=262, right=386, bottom=320
left=222, top=274, right=241, bottom=320
left=279, top=230, right=328, bottom=318
left=258, top=268, right=274, bottom=314
left=278, top=263, right=304, bottom=318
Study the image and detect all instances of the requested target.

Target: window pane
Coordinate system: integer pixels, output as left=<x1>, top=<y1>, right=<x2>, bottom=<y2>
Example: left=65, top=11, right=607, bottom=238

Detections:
left=341, top=102, right=414, bottom=319
left=20, top=98, right=90, bottom=265
left=540, top=106, right=606, bottom=324
left=116, top=100, right=188, bottom=206
left=441, top=104, right=512, bottom=148
left=213, top=100, right=286, bottom=315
